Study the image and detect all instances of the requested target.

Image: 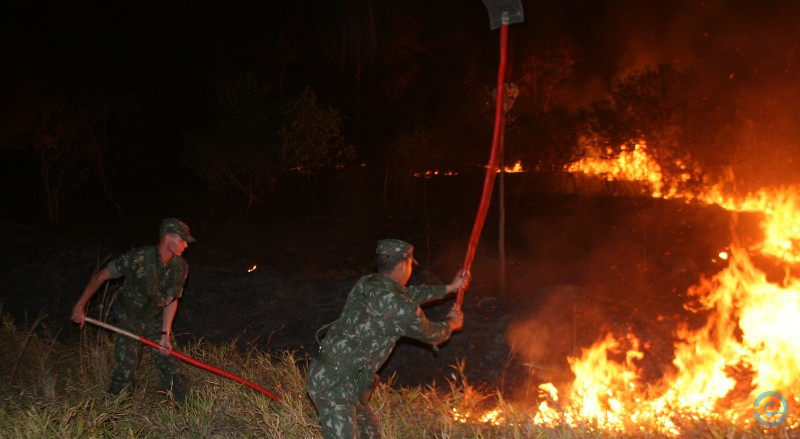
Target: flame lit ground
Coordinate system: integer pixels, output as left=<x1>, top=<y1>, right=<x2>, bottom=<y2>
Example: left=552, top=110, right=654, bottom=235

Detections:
left=0, top=171, right=772, bottom=430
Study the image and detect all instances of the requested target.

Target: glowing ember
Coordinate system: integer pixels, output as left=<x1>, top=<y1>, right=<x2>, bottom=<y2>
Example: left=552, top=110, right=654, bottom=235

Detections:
left=479, top=408, right=504, bottom=425
left=247, top=265, right=257, bottom=273
left=451, top=407, right=505, bottom=426
left=452, top=140, right=800, bottom=433
left=503, top=160, right=525, bottom=173
left=413, top=170, right=459, bottom=178
left=485, top=160, right=527, bottom=174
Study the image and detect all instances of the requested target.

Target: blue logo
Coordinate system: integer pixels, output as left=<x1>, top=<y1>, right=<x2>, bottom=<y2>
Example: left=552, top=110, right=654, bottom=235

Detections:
left=753, top=391, right=789, bottom=427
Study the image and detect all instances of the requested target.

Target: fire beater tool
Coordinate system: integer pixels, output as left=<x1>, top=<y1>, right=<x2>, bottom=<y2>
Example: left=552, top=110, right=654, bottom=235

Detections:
left=84, top=317, right=281, bottom=401
left=456, top=0, right=524, bottom=311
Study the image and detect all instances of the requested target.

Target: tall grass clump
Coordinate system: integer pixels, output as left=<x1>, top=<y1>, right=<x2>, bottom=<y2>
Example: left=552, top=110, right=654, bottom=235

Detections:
left=0, top=314, right=794, bottom=438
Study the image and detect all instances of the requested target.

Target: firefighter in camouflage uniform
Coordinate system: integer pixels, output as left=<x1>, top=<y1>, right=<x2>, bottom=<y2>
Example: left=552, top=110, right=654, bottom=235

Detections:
left=307, top=239, right=469, bottom=438
left=72, top=218, right=195, bottom=403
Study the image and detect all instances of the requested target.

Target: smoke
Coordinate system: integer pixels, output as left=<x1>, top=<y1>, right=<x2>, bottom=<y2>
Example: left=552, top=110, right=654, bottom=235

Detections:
left=504, top=285, right=586, bottom=391
left=590, top=0, right=800, bottom=188
left=588, top=1, right=800, bottom=81
left=501, top=194, right=733, bottom=401
left=519, top=0, right=800, bottom=188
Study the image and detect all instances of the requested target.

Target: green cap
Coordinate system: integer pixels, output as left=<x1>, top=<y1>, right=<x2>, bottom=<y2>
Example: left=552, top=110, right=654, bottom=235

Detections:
left=160, top=218, right=196, bottom=243
left=376, top=239, right=417, bottom=265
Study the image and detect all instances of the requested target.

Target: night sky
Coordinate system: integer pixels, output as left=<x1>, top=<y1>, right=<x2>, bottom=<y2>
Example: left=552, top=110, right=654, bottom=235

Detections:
left=3, top=0, right=800, bottom=221
left=3, top=1, right=795, bottom=130
left=4, top=1, right=799, bottom=136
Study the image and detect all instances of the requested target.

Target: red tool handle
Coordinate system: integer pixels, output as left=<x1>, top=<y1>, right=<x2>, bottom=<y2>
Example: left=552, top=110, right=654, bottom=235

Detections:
left=85, top=317, right=280, bottom=401
left=456, top=22, right=509, bottom=310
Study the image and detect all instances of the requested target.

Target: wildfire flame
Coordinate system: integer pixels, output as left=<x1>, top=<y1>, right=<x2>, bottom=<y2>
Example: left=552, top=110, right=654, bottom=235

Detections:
left=503, top=160, right=526, bottom=173
left=453, top=140, right=800, bottom=433
left=413, top=170, right=459, bottom=178
left=565, top=142, right=694, bottom=198
left=413, top=160, right=523, bottom=178
left=247, top=265, right=257, bottom=273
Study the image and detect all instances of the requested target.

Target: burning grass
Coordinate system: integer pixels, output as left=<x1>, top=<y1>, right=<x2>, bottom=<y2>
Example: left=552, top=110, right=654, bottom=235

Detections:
left=3, top=138, right=799, bottom=436
left=0, top=314, right=790, bottom=438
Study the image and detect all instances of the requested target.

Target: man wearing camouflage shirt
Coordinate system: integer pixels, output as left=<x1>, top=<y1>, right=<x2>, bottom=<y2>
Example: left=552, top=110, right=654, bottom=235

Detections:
left=307, top=239, right=469, bottom=438
left=71, top=218, right=195, bottom=403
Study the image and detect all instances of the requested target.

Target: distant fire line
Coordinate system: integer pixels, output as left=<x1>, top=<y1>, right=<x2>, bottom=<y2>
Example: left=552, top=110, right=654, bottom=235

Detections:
left=413, top=160, right=526, bottom=178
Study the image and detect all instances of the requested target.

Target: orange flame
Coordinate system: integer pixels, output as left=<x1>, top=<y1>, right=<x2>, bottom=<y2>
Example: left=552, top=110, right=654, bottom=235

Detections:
left=453, top=140, right=800, bottom=433
left=413, top=170, right=459, bottom=178
left=565, top=142, right=690, bottom=198
left=503, top=160, right=526, bottom=173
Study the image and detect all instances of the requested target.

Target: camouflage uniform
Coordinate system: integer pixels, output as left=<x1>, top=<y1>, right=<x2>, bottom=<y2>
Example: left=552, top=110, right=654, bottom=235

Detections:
left=107, top=244, right=189, bottom=401
left=307, top=240, right=453, bottom=439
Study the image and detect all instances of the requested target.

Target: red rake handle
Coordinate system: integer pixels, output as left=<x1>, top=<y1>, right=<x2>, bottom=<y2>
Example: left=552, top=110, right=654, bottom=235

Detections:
left=84, top=317, right=280, bottom=401
left=456, top=22, right=510, bottom=311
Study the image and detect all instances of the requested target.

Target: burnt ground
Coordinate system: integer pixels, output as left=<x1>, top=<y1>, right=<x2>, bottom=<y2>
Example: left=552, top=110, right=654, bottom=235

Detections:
left=0, top=169, right=754, bottom=397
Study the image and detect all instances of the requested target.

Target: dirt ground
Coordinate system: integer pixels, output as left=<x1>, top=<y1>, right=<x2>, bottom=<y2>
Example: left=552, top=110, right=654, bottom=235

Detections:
left=0, top=171, right=744, bottom=395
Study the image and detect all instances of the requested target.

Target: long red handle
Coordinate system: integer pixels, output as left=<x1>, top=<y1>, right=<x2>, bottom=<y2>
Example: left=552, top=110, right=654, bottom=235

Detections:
left=85, top=317, right=280, bottom=401
left=456, top=22, right=509, bottom=310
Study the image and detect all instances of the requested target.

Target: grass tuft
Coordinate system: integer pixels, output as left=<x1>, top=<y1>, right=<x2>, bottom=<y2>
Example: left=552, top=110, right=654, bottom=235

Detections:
left=0, top=314, right=793, bottom=438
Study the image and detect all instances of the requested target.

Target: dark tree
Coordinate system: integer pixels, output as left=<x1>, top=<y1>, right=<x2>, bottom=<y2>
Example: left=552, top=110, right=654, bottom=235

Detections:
left=279, top=87, right=353, bottom=176
left=19, top=83, right=141, bottom=225
left=185, top=73, right=351, bottom=211
left=27, top=101, right=91, bottom=225
left=383, top=126, right=443, bottom=207
left=184, top=71, right=281, bottom=211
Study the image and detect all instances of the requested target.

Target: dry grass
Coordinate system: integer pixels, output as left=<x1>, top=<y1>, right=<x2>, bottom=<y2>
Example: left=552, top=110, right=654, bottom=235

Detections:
left=0, top=314, right=793, bottom=438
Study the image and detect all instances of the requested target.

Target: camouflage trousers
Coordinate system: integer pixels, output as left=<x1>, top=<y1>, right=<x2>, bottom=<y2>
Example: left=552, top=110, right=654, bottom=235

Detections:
left=306, top=359, right=380, bottom=439
left=108, top=318, right=188, bottom=403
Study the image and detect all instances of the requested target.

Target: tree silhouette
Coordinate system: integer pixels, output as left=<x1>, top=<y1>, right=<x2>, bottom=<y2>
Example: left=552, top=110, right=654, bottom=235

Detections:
left=21, top=84, right=139, bottom=225
left=27, top=102, right=91, bottom=225
left=186, top=74, right=351, bottom=211
left=279, top=87, right=353, bottom=176
left=185, top=71, right=280, bottom=211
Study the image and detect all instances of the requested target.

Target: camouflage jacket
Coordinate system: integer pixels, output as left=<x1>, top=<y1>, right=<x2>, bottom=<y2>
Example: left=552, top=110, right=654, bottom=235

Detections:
left=318, top=273, right=451, bottom=374
left=108, top=245, right=188, bottom=326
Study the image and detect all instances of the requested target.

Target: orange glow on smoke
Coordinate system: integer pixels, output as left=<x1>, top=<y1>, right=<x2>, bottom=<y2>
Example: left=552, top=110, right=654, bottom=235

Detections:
left=452, top=140, right=800, bottom=433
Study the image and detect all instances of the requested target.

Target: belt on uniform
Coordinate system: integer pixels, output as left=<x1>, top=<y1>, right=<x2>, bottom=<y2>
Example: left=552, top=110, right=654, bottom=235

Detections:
left=313, top=344, right=362, bottom=377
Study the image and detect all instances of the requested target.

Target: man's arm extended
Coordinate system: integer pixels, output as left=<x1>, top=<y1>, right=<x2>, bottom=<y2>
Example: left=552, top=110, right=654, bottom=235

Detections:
left=71, top=267, right=112, bottom=328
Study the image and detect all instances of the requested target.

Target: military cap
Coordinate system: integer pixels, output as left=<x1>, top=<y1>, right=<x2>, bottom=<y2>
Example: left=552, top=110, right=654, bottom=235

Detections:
left=375, top=239, right=418, bottom=265
left=159, top=218, right=196, bottom=242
